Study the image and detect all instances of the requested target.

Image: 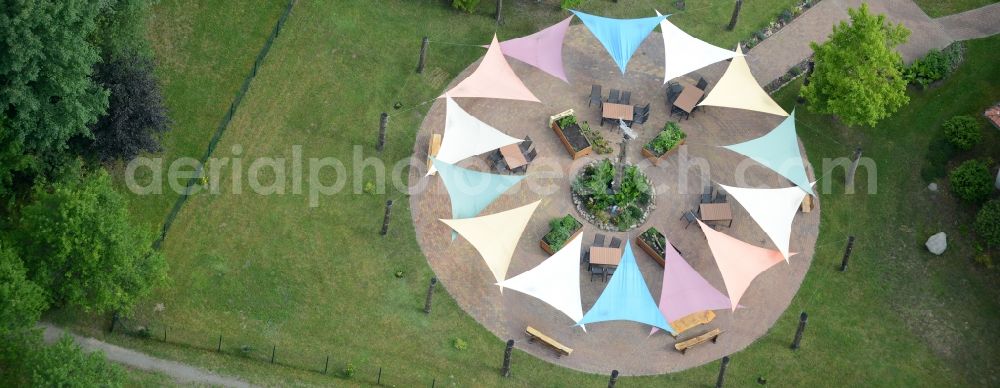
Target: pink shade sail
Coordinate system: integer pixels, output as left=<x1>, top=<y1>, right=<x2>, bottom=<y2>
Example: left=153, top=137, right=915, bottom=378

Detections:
left=442, top=34, right=541, bottom=102
left=499, top=16, right=573, bottom=82
left=697, top=221, right=786, bottom=311
left=651, top=239, right=732, bottom=334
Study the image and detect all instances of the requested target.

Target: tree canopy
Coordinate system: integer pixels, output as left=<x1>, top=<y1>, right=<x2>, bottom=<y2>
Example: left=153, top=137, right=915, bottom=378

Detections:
left=800, top=3, right=910, bottom=127
left=89, top=53, right=170, bottom=162
left=24, top=335, right=125, bottom=387
left=16, top=170, right=166, bottom=314
left=0, top=243, right=47, bottom=338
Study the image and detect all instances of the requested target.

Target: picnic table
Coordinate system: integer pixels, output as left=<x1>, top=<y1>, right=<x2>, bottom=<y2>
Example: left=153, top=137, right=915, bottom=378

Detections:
left=499, top=143, right=527, bottom=169
left=601, top=103, right=633, bottom=126
left=699, top=202, right=733, bottom=228
left=673, top=85, right=704, bottom=118
left=589, top=246, right=622, bottom=266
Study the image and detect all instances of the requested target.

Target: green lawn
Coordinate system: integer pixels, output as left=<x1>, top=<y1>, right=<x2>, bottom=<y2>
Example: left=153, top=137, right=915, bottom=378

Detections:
left=914, top=0, right=999, bottom=17
left=56, top=1, right=1000, bottom=386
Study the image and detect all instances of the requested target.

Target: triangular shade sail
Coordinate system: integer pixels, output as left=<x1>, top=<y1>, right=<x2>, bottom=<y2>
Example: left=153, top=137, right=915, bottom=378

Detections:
left=443, top=35, right=540, bottom=102
left=720, top=184, right=807, bottom=261
left=698, top=221, right=785, bottom=310
left=428, top=97, right=523, bottom=175
left=570, top=10, right=666, bottom=74
left=499, top=233, right=584, bottom=323
left=652, top=239, right=732, bottom=334
left=577, top=243, right=675, bottom=333
left=721, top=111, right=813, bottom=195
left=431, top=158, right=525, bottom=221
left=441, top=201, right=541, bottom=283
left=697, top=46, right=788, bottom=117
left=499, top=16, right=572, bottom=82
left=656, top=11, right=736, bottom=83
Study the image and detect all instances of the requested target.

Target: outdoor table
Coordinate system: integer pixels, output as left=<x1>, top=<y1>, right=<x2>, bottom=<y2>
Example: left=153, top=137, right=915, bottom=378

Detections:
left=499, top=144, right=528, bottom=169
left=699, top=202, right=733, bottom=228
left=601, top=103, right=634, bottom=126
left=589, top=246, right=622, bottom=266
left=674, top=86, right=705, bottom=118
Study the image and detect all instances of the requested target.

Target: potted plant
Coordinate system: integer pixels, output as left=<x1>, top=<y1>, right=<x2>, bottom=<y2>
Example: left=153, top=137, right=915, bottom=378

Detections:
left=642, top=121, right=687, bottom=166
left=636, top=227, right=667, bottom=267
left=540, top=214, right=583, bottom=254
left=549, top=109, right=593, bottom=160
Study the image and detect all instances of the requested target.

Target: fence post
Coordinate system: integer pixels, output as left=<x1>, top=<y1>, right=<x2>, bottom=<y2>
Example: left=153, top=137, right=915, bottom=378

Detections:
left=846, top=148, right=862, bottom=190
left=417, top=37, right=429, bottom=74
left=501, top=339, right=514, bottom=377
left=271, top=345, right=276, bottom=363
left=217, top=335, right=222, bottom=352
left=840, top=236, right=855, bottom=272
left=726, top=0, right=743, bottom=30
left=608, top=370, right=619, bottom=388
left=377, top=112, right=388, bottom=152
left=791, top=312, right=808, bottom=350
left=380, top=200, right=394, bottom=236
left=424, top=277, right=437, bottom=314
left=109, top=312, right=119, bottom=333
left=324, top=355, right=329, bottom=374
left=163, top=327, right=167, bottom=342
left=377, top=367, right=382, bottom=385
left=495, top=0, right=503, bottom=25
left=715, top=356, right=730, bottom=388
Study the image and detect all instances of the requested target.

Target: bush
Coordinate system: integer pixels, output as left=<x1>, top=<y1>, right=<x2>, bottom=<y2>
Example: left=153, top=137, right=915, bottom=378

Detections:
left=561, top=0, right=582, bottom=9
left=451, top=0, right=480, bottom=13
left=543, top=215, right=581, bottom=251
left=453, top=338, right=468, bottom=351
left=343, top=362, right=356, bottom=378
left=976, top=199, right=1000, bottom=248
left=903, top=43, right=964, bottom=88
left=949, top=159, right=994, bottom=203
left=645, top=122, right=686, bottom=156
left=942, top=115, right=982, bottom=151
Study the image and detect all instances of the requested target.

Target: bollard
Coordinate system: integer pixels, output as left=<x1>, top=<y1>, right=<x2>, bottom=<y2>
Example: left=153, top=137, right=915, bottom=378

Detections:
left=217, top=335, right=222, bottom=352
left=324, top=355, right=329, bottom=374
left=715, top=356, right=730, bottom=388
left=417, top=37, right=429, bottom=74
left=791, top=312, right=808, bottom=350
left=271, top=345, right=276, bottom=363
left=163, top=327, right=167, bottom=342
left=377, top=112, right=388, bottom=152
left=501, top=339, right=514, bottom=377
left=424, top=277, right=437, bottom=314
left=377, top=367, right=382, bottom=385
left=840, top=236, right=855, bottom=272
left=726, top=0, right=743, bottom=31
left=608, top=370, right=619, bottom=388
left=381, top=200, right=394, bottom=236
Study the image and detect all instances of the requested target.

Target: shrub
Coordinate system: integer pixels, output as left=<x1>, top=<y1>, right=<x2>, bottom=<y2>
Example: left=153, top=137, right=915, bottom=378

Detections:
left=453, top=338, right=468, bottom=351
left=557, top=114, right=577, bottom=129
left=451, top=0, right=480, bottom=13
left=780, top=9, right=794, bottom=23
left=976, top=199, right=1000, bottom=248
left=543, top=215, right=581, bottom=250
left=645, top=122, right=686, bottom=156
left=949, top=159, right=994, bottom=203
left=942, top=115, right=982, bottom=151
left=903, top=43, right=964, bottom=88
left=580, top=121, right=613, bottom=154
left=561, top=0, right=582, bottom=9
left=343, top=362, right=356, bottom=378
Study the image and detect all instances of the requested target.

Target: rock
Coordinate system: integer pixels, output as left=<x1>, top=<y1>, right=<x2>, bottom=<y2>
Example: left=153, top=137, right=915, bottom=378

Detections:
left=925, top=232, right=947, bottom=255
left=995, top=169, right=1000, bottom=190
left=928, top=183, right=938, bottom=192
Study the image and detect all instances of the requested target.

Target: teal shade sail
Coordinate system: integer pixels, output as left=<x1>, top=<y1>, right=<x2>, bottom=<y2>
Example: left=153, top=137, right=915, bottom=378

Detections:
left=431, top=158, right=525, bottom=220
left=722, top=110, right=813, bottom=194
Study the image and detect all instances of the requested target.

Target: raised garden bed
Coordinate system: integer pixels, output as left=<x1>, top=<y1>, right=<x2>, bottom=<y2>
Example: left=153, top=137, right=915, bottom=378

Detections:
left=540, top=214, right=583, bottom=255
left=636, top=227, right=667, bottom=267
left=549, top=109, right=593, bottom=160
left=641, top=121, right=686, bottom=166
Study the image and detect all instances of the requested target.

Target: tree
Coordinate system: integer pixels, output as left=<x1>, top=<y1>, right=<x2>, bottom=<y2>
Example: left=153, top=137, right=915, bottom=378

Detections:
left=0, top=0, right=109, bottom=195
left=26, top=335, right=125, bottom=387
left=976, top=199, right=1000, bottom=248
left=16, top=170, right=166, bottom=313
left=89, top=53, right=170, bottom=162
left=92, top=0, right=151, bottom=59
left=800, top=3, right=910, bottom=127
left=0, top=243, right=47, bottom=337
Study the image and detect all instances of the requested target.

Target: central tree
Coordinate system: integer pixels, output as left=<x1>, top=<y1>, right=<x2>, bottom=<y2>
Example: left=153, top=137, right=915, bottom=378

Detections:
left=801, top=3, right=910, bottom=127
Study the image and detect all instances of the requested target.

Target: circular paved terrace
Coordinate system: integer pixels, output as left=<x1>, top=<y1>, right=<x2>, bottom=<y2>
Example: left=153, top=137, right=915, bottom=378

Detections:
left=408, top=26, right=819, bottom=375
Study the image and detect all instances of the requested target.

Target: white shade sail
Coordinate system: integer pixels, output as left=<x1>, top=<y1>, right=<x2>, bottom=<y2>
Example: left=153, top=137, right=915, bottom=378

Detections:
left=656, top=11, right=736, bottom=83
left=697, top=46, right=788, bottom=117
left=498, top=233, right=584, bottom=323
left=440, top=200, right=541, bottom=284
left=720, top=184, right=808, bottom=261
left=428, top=96, right=523, bottom=175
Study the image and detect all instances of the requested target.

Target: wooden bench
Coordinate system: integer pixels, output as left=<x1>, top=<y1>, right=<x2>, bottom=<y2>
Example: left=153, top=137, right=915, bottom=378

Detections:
left=674, top=328, right=722, bottom=354
left=801, top=194, right=813, bottom=213
left=525, top=326, right=573, bottom=358
left=426, top=133, right=442, bottom=172
left=669, top=310, right=716, bottom=338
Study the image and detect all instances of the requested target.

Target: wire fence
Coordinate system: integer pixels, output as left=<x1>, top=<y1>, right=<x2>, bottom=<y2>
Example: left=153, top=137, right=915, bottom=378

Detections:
left=153, top=0, right=298, bottom=250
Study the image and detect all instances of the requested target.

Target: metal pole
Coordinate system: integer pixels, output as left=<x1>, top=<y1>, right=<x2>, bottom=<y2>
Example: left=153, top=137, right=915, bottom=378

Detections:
left=840, top=236, right=855, bottom=272
left=501, top=339, right=514, bottom=377
left=791, top=312, right=808, bottom=350
left=726, top=0, right=743, bottom=31
left=377, top=112, right=388, bottom=152
left=715, top=356, right=730, bottom=388
left=417, top=37, right=429, bottom=74
left=424, top=277, right=437, bottom=314
left=608, top=370, right=619, bottom=388
left=380, top=200, right=394, bottom=236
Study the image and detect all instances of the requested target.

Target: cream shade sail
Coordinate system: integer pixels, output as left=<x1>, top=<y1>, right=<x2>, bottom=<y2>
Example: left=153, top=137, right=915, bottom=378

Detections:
left=440, top=200, right=541, bottom=284
left=697, top=46, right=788, bottom=117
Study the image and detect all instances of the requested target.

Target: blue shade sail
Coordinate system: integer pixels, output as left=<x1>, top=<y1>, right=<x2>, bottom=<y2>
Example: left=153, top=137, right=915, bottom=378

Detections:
left=570, top=10, right=666, bottom=74
left=577, top=242, right=675, bottom=334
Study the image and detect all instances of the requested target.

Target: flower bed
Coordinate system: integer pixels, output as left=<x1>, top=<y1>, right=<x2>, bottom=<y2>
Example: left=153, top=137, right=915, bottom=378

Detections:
left=540, top=215, right=583, bottom=254
left=550, top=111, right=593, bottom=160
left=641, top=121, right=686, bottom=166
left=636, top=227, right=667, bottom=267
left=571, top=159, right=655, bottom=231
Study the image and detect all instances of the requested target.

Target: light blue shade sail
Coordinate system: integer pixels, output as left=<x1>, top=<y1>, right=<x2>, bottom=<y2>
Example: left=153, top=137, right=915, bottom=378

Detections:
left=431, top=158, right=525, bottom=220
left=570, top=10, right=666, bottom=74
left=577, top=242, right=675, bottom=334
left=722, top=110, right=813, bottom=195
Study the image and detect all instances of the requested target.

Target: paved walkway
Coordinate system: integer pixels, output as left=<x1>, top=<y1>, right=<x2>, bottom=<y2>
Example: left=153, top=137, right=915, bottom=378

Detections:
left=41, top=323, right=255, bottom=388
left=748, top=0, right=1000, bottom=86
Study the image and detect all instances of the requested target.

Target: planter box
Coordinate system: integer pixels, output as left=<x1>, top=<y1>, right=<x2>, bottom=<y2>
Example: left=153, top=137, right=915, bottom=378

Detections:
left=641, top=139, right=685, bottom=166
left=551, top=121, right=593, bottom=160
left=540, top=225, right=583, bottom=255
left=636, top=234, right=665, bottom=267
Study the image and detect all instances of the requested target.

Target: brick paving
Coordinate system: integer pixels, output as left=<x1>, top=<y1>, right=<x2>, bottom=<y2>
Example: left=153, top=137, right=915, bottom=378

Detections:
left=408, top=27, right=820, bottom=375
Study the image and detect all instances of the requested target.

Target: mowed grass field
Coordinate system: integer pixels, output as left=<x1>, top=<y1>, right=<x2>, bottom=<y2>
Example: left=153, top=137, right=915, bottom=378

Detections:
left=56, top=1, right=1000, bottom=386
left=913, top=0, right=998, bottom=17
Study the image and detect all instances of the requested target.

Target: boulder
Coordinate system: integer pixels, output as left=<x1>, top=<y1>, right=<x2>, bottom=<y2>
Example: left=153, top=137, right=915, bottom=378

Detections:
left=925, top=232, right=947, bottom=255
left=928, top=183, right=938, bottom=192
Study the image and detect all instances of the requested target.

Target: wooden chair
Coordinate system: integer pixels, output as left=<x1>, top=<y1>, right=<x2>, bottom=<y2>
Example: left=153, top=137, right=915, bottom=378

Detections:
left=589, top=85, right=602, bottom=107
left=674, top=328, right=722, bottom=354
left=609, top=237, right=622, bottom=249
left=526, top=326, right=573, bottom=357
left=607, top=89, right=620, bottom=104
left=620, top=91, right=631, bottom=105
